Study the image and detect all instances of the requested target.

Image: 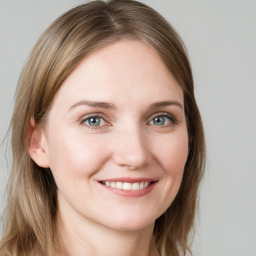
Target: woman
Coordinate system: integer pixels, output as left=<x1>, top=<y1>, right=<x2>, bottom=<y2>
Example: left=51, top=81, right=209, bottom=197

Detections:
left=0, top=0, right=205, bottom=255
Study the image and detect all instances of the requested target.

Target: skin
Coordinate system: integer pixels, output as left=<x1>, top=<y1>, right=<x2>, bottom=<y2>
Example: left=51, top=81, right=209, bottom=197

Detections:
left=30, top=39, right=189, bottom=256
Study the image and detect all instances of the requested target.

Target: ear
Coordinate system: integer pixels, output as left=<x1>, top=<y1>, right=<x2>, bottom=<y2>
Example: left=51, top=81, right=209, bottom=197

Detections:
left=28, top=118, right=50, bottom=168
left=188, top=137, right=193, bottom=157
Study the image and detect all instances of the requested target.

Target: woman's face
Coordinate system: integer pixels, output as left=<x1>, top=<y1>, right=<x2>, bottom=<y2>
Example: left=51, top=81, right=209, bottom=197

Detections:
left=36, top=40, right=189, bottom=232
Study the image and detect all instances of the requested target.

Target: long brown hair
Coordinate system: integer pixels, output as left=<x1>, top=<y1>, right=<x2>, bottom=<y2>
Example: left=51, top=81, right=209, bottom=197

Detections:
left=0, top=1, right=205, bottom=255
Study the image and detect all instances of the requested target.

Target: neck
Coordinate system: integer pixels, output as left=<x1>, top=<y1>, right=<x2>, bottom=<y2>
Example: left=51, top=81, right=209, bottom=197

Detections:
left=56, top=200, right=160, bottom=256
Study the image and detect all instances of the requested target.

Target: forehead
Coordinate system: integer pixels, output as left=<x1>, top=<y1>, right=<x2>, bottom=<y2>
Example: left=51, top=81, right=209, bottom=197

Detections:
left=53, top=39, right=183, bottom=107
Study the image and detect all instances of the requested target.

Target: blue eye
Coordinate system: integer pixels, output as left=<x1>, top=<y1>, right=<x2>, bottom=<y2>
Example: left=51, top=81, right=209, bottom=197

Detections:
left=149, top=114, right=176, bottom=126
left=82, top=116, right=106, bottom=127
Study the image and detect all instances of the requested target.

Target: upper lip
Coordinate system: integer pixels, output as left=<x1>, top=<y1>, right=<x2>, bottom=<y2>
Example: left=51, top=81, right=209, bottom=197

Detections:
left=99, top=177, right=158, bottom=183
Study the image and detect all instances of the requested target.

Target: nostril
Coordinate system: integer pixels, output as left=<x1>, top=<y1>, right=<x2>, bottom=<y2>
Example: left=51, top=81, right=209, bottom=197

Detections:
left=112, top=131, right=149, bottom=169
left=112, top=149, right=149, bottom=170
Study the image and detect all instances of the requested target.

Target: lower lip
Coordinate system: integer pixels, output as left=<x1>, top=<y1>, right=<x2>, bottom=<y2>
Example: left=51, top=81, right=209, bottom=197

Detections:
left=99, top=182, right=157, bottom=197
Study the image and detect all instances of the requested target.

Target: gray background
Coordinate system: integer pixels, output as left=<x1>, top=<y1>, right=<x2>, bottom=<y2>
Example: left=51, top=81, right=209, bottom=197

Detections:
left=0, top=0, right=255, bottom=255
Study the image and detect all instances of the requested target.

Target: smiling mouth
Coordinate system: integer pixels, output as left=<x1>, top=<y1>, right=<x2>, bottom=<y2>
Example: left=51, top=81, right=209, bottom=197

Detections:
left=100, top=180, right=157, bottom=191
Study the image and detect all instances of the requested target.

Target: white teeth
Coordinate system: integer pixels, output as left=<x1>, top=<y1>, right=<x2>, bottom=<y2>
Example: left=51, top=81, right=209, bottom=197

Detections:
left=123, top=182, right=132, bottom=190
left=116, top=182, right=123, bottom=189
left=102, top=181, right=151, bottom=190
left=132, top=182, right=140, bottom=190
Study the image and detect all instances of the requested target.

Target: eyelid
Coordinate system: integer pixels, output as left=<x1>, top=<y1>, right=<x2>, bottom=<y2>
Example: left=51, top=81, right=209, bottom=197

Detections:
left=79, top=113, right=111, bottom=129
left=147, top=112, right=178, bottom=125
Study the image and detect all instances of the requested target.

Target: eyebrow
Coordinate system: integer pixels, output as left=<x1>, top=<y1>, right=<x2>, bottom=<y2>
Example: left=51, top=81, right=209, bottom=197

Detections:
left=149, top=101, right=183, bottom=109
left=69, top=99, right=183, bottom=111
left=69, top=100, right=115, bottom=111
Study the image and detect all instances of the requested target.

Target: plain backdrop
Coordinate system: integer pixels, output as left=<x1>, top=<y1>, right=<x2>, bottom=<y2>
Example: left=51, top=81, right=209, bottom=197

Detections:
left=0, top=1, right=255, bottom=255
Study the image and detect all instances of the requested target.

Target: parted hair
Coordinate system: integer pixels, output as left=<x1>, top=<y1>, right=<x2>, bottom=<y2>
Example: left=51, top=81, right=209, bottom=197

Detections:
left=0, top=1, right=205, bottom=255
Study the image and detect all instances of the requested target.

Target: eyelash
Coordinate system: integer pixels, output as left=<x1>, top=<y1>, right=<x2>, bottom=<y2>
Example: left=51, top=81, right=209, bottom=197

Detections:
left=147, top=113, right=178, bottom=127
left=80, top=113, right=110, bottom=129
left=80, top=112, right=178, bottom=129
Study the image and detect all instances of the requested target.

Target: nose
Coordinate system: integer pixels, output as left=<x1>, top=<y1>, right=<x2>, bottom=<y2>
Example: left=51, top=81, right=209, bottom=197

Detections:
left=112, top=126, right=149, bottom=170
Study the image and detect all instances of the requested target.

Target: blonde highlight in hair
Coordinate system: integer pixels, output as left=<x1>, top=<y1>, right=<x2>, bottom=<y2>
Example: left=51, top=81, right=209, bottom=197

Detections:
left=0, top=1, right=205, bottom=255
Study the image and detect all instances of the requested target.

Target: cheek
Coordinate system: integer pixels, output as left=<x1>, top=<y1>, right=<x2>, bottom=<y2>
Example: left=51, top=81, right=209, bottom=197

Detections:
left=155, top=131, right=189, bottom=175
left=149, top=130, right=189, bottom=213
left=46, top=128, right=110, bottom=182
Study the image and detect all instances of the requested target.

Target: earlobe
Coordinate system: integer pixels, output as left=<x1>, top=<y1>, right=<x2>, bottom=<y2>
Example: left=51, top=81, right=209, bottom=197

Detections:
left=28, top=118, right=50, bottom=168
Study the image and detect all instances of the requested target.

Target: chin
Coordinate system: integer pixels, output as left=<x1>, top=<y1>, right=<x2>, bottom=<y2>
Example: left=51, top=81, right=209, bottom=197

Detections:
left=100, top=211, right=159, bottom=232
